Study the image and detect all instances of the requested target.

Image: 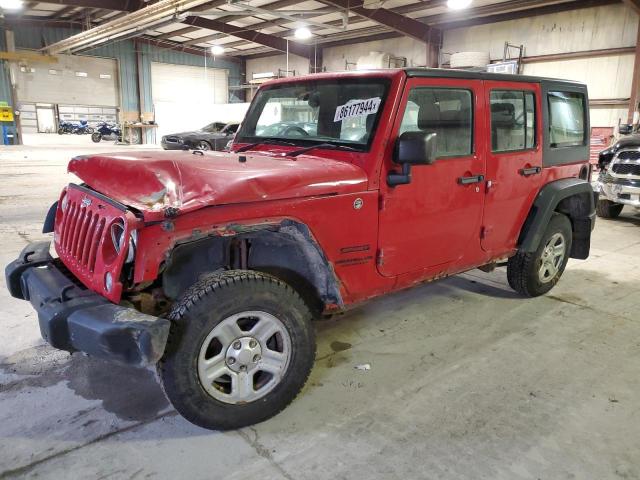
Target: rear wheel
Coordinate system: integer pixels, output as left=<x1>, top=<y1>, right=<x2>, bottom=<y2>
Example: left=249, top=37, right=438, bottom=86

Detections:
left=507, top=213, right=572, bottom=297
left=159, top=270, right=316, bottom=430
left=596, top=199, right=624, bottom=219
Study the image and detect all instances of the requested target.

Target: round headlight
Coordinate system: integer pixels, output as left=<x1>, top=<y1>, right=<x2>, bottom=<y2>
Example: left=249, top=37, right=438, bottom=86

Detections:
left=125, top=230, right=137, bottom=264
left=60, top=193, right=69, bottom=212
left=105, top=272, right=113, bottom=292
left=110, top=219, right=126, bottom=254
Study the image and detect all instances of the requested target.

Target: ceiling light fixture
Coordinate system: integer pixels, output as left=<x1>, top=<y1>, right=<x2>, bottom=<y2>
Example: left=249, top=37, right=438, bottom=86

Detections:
left=210, top=45, right=224, bottom=55
left=0, top=0, right=24, bottom=9
left=294, top=26, right=312, bottom=40
left=447, top=0, right=472, bottom=10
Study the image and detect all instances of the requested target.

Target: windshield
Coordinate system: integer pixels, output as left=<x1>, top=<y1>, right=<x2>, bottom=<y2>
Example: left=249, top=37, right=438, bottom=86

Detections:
left=236, top=78, right=390, bottom=150
left=201, top=122, right=226, bottom=133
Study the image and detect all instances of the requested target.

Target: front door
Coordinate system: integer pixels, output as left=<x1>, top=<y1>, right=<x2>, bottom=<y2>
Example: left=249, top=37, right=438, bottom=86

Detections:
left=377, top=78, right=486, bottom=278
left=481, top=81, right=543, bottom=254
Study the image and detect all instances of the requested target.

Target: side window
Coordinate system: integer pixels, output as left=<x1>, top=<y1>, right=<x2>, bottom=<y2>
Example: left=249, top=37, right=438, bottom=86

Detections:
left=490, top=90, right=536, bottom=152
left=548, top=91, right=586, bottom=148
left=399, top=87, right=473, bottom=158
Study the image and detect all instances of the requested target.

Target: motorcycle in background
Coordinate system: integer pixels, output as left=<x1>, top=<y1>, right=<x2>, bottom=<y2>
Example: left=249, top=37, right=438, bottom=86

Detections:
left=58, top=120, right=94, bottom=135
left=57, top=120, right=75, bottom=135
left=92, top=122, right=122, bottom=143
left=74, top=120, right=94, bottom=135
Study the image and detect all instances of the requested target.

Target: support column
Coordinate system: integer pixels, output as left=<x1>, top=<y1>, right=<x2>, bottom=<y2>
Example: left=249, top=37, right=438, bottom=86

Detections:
left=628, top=23, right=640, bottom=125
left=4, top=29, right=23, bottom=145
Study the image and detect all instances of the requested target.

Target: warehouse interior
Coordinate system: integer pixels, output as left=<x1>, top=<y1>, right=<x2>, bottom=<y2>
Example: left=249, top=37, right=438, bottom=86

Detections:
left=1, top=0, right=640, bottom=478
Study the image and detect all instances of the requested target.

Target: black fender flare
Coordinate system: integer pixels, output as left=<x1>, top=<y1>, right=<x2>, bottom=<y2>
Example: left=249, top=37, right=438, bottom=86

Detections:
left=519, top=178, right=596, bottom=259
left=162, top=219, right=342, bottom=313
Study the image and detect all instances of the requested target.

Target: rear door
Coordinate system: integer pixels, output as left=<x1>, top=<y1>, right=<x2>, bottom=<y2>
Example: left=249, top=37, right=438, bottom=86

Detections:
left=377, top=77, right=486, bottom=277
left=481, top=81, right=543, bottom=255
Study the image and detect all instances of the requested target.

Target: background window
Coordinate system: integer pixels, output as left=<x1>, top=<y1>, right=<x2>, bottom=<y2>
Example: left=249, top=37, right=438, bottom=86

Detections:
left=399, top=87, right=473, bottom=158
left=490, top=90, right=536, bottom=152
left=548, top=91, right=585, bottom=147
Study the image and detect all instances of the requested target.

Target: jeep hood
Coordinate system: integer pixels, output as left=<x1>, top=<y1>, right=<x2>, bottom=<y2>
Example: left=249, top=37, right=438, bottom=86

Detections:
left=68, top=150, right=367, bottom=220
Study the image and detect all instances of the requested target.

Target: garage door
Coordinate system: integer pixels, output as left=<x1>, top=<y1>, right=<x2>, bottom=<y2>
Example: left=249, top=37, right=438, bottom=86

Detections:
left=151, top=62, right=229, bottom=141
left=16, top=52, right=118, bottom=107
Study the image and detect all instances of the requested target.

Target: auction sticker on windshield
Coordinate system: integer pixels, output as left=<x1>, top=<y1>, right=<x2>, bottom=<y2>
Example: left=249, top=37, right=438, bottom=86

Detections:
left=334, top=97, right=381, bottom=122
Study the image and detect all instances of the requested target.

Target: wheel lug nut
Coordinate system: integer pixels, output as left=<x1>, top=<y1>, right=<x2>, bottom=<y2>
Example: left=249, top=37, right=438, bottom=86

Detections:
left=227, top=357, right=236, bottom=365
left=249, top=339, right=257, bottom=348
left=233, top=341, right=241, bottom=350
left=253, top=354, right=261, bottom=362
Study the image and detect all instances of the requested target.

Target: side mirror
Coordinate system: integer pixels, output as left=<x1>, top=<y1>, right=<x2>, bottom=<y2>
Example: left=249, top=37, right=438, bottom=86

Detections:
left=395, top=131, right=437, bottom=165
left=388, top=132, right=437, bottom=186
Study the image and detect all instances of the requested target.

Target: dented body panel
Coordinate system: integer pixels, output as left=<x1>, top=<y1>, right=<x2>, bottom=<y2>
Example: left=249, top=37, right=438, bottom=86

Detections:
left=68, top=151, right=369, bottom=222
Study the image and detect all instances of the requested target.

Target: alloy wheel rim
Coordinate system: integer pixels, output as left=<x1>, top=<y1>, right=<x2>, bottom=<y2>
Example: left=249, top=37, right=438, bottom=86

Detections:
left=538, top=232, right=566, bottom=283
left=199, top=141, right=211, bottom=150
left=197, top=311, right=291, bottom=404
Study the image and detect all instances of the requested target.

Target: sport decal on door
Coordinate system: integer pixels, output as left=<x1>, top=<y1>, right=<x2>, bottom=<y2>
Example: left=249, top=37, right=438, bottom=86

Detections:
left=334, top=97, right=381, bottom=122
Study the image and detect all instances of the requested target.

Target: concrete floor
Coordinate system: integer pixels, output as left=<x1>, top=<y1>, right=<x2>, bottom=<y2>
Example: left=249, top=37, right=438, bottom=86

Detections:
left=1, top=143, right=639, bottom=480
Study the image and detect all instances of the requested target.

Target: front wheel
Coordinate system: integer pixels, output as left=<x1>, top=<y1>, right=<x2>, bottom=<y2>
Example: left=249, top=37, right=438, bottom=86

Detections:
left=507, top=213, right=572, bottom=297
left=596, top=199, right=624, bottom=219
left=197, top=140, right=212, bottom=151
left=57, top=127, right=64, bottom=135
left=91, top=132, right=102, bottom=143
left=159, top=270, right=316, bottom=430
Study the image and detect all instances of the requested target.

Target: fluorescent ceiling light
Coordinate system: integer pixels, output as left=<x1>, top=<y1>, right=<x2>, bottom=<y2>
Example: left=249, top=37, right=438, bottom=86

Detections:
left=211, top=45, right=224, bottom=55
left=447, top=0, right=472, bottom=9
left=294, top=27, right=312, bottom=40
left=0, top=0, right=24, bottom=9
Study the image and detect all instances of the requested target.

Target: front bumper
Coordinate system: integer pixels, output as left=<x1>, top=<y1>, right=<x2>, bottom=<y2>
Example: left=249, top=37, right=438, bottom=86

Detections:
left=596, top=176, right=640, bottom=207
left=5, top=241, right=170, bottom=367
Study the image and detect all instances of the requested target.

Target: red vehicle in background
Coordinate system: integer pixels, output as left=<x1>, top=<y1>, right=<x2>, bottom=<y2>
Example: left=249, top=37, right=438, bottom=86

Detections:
left=6, top=68, right=596, bottom=430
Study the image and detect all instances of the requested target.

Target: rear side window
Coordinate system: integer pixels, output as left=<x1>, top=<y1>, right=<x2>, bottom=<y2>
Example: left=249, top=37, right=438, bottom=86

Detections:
left=490, top=90, right=536, bottom=152
left=399, top=87, right=473, bottom=158
left=548, top=91, right=586, bottom=148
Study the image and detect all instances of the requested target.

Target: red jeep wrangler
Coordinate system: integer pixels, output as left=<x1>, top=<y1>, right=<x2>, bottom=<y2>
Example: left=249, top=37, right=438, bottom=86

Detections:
left=6, top=69, right=596, bottom=430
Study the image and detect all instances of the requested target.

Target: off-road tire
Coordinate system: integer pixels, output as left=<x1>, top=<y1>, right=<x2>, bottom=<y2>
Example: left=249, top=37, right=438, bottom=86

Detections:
left=596, top=199, right=623, bottom=219
left=507, top=213, right=572, bottom=297
left=158, top=270, right=316, bottom=430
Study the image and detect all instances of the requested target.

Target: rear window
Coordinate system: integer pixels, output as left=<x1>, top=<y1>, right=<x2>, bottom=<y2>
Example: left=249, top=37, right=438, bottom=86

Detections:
left=548, top=91, right=586, bottom=148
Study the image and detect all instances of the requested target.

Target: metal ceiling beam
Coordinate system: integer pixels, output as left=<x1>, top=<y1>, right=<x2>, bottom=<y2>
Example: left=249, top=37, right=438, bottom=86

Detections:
left=155, top=26, right=201, bottom=39
left=183, top=15, right=313, bottom=57
left=316, top=0, right=431, bottom=42
left=622, top=0, right=640, bottom=13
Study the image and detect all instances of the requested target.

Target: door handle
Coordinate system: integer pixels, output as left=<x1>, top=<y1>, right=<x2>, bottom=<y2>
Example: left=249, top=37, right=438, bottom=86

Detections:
left=519, top=166, right=542, bottom=177
left=458, top=174, right=485, bottom=185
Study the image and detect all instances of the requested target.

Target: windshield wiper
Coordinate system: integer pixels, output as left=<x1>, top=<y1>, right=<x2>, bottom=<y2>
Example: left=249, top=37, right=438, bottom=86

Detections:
left=234, top=138, right=298, bottom=153
left=285, top=143, right=359, bottom=157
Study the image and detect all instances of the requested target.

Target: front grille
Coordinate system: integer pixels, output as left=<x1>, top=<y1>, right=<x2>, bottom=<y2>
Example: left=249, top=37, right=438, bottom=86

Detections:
left=617, top=150, right=640, bottom=161
left=611, top=163, right=640, bottom=176
left=58, top=199, right=107, bottom=272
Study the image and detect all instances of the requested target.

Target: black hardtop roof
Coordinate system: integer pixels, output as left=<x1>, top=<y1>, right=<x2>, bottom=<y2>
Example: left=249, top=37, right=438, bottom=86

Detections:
left=404, top=67, right=585, bottom=86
